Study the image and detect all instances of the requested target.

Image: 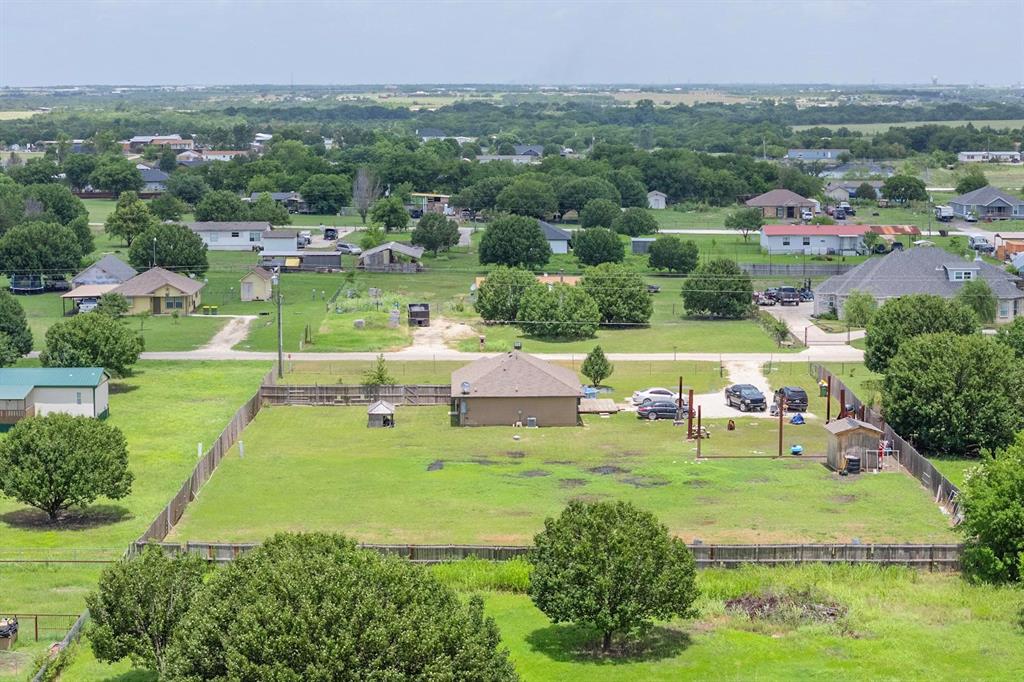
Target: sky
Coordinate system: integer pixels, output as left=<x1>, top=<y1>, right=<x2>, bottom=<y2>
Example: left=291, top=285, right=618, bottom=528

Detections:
left=1, top=0, right=1022, bottom=87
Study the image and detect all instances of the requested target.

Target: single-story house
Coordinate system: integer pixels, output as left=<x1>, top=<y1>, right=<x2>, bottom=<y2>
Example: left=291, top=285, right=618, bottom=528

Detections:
left=204, top=150, right=249, bottom=162
left=358, top=242, right=425, bottom=273
left=513, top=144, right=546, bottom=157
left=539, top=220, right=571, bottom=254
left=125, top=134, right=192, bottom=153
left=261, top=229, right=303, bottom=255
left=824, top=181, right=884, bottom=202
left=417, top=128, right=448, bottom=142
left=785, top=148, right=849, bottom=162
left=994, top=232, right=1024, bottom=260
left=475, top=154, right=540, bottom=165
left=140, top=168, right=169, bottom=192
left=450, top=351, right=582, bottom=427
left=240, top=267, right=274, bottom=301
left=72, top=254, right=137, bottom=286
left=248, top=191, right=308, bottom=213
left=760, top=224, right=870, bottom=256
left=949, top=186, right=1024, bottom=221
left=647, top=190, right=667, bottom=210
left=408, top=192, right=451, bottom=215
left=813, top=248, right=1024, bottom=322
left=745, top=189, right=816, bottom=220
left=260, top=252, right=342, bottom=273
left=958, top=151, right=1022, bottom=164
left=0, top=367, right=110, bottom=429
left=185, top=222, right=271, bottom=251
left=112, top=267, right=205, bottom=315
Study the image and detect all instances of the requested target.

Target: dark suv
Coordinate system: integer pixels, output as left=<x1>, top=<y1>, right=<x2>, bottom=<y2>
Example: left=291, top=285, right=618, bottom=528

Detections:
left=774, top=386, right=809, bottom=412
left=637, top=400, right=687, bottom=421
left=725, top=384, right=767, bottom=412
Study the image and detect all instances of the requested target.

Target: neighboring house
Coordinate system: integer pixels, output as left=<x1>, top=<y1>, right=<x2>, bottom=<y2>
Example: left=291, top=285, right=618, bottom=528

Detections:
left=250, top=132, right=273, bottom=154
left=818, top=162, right=894, bottom=179
left=408, top=192, right=451, bottom=215
left=745, top=189, right=816, bottom=219
left=0, top=368, right=110, bottom=429
left=475, top=154, right=540, bottom=165
left=358, top=242, right=425, bottom=273
left=450, top=350, right=582, bottom=427
left=112, top=267, right=205, bottom=315
left=813, top=247, right=1024, bottom=322
left=824, top=181, right=884, bottom=202
left=240, top=267, right=274, bottom=301
left=184, top=222, right=272, bottom=251
left=140, top=167, right=169, bottom=192
left=513, top=144, right=546, bottom=157
left=204, top=150, right=250, bottom=162
left=261, top=229, right=303, bottom=255
left=785, top=148, right=849, bottom=162
left=417, top=128, right=448, bottom=141
left=994, top=232, right=1024, bottom=260
left=958, top=151, right=1022, bottom=164
left=760, top=224, right=870, bottom=256
left=124, top=135, right=193, bottom=153
left=72, top=254, right=137, bottom=286
left=949, top=186, right=1024, bottom=221
left=248, top=191, right=308, bottom=213
left=260, top=251, right=342, bottom=272
left=539, top=220, right=571, bottom=254
left=647, top=190, right=667, bottom=209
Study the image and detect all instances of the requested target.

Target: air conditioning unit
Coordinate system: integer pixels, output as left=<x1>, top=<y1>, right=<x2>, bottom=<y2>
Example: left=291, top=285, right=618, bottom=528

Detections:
left=526, top=417, right=538, bottom=428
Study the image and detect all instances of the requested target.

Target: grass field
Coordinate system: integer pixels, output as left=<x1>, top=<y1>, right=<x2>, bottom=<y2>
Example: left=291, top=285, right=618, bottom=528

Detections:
left=167, top=402, right=955, bottom=546
left=0, top=111, right=38, bottom=120
left=922, top=165, right=1024, bottom=194
left=82, top=197, right=371, bottom=228
left=793, top=119, right=1024, bottom=134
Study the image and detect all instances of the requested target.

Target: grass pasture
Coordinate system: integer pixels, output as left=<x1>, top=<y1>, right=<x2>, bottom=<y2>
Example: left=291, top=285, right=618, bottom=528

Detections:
left=792, top=119, right=1024, bottom=134
left=167, top=404, right=955, bottom=546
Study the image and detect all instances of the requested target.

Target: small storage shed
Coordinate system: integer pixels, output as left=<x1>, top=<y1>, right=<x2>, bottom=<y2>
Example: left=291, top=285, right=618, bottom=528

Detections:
left=240, top=267, right=274, bottom=301
left=408, top=303, right=430, bottom=327
left=367, top=400, right=395, bottom=428
left=358, top=242, right=425, bottom=273
left=825, top=417, right=882, bottom=472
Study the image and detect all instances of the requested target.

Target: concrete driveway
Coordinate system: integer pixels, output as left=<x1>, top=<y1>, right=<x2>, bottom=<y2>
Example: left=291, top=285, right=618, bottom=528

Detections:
left=762, top=301, right=864, bottom=345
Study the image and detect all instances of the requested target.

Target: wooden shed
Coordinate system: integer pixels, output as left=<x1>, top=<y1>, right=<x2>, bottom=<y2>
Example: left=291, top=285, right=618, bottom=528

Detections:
left=358, top=242, right=425, bottom=273
left=240, top=267, right=274, bottom=301
left=825, top=417, right=882, bottom=473
left=367, top=400, right=395, bottom=428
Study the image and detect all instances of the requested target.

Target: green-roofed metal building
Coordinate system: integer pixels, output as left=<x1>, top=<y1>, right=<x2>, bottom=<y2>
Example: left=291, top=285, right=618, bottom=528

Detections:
left=0, top=368, right=110, bottom=430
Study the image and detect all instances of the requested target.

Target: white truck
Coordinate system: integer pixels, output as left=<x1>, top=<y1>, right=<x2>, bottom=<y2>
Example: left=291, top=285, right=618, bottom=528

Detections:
left=934, top=205, right=954, bottom=222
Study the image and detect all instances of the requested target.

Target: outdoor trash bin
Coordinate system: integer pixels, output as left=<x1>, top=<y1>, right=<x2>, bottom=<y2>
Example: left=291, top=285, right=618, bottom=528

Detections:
left=202, top=305, right=211, bottom=315
left=819, top=381, right=828, bottom=397
left=0, top=617, right=18, bottom=650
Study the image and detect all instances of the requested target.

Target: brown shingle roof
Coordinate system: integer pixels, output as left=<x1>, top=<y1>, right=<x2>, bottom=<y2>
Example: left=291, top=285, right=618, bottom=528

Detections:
left=113, top=267, right=205, bottom=297
left=824, top=417, right=882, bottom=436
left=745, top=189, right=815, bottom=207
left=451, top=351, right=581, bottom=398
left=241, top=267, right=274, bottom=282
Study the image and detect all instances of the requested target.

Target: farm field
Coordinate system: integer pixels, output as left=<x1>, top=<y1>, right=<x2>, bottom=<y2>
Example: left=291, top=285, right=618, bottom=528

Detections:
left=792, top=119, right=1024, bottom=134
left=0, top=111, right=39, bottom=120
left=923, top=165, right=1024, bottom=194
left=167, top=404, right=955, bottom=546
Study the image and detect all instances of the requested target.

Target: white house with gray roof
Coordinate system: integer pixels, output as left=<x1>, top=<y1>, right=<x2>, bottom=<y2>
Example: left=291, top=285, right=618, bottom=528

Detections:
left=538, top=220, right=571, bottom=254
left=184, top=221, right=272, bottom=250
left=949, top=186, right=1024, bottom=221
left=814, top=248, right=1024, bottom=322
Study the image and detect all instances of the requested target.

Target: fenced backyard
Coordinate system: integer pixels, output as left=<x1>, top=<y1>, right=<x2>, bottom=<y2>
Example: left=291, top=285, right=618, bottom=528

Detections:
left=260, top=383, right=450, bottom=406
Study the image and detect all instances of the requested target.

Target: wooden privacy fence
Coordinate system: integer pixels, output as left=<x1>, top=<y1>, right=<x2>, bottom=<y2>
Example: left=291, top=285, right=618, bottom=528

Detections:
left=136, top=540, right=962, bottom=571
left=741, top=263, right=855, bottom=278
left=261, top=383, right=451, bottom=406
left=811, top=364, right=963, bottom=522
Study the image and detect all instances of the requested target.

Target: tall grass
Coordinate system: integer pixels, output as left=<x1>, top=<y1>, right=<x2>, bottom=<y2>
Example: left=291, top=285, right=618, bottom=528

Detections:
left=431, top=557, right=532, bottom=593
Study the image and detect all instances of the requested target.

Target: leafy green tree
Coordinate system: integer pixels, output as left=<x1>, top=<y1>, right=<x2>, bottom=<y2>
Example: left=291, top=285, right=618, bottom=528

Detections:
left=882, top=175, right=928, bottom=203
left=842, top=290, right=877, bottom=326
left=96, top=292, right=130, bottom=318
left=863, top=231, right=881, bottom=251
left=956, top=279, right=998, bottom=324
left=90, top=156, right=144, bottom=195
left=611, top=207, right=658, bottom=236
left=88, top=545, right=207, bottom=676
left=479, top=214, right=551, bottom=269
left=128, top=223, right=208, bottom=276
left=581, top=345, right=613, bottom=386
left=62, top=154, right=98, bottom=190
left=0, top=222, right=82, bottom=278
left=724, top=207, right=763, bottom=242
left=24, top=183, right=87, bottom=225
left=158, top=147, right=178, bottom=174
left=607, top=168, right=648, bottom=207
left=995, top=316, right=1024, bottom=359
left=299, top=173, right=351, bottom=214
left=246, top=175, right=277, bottom=195
left=105, top=191, right=156, bottom=246
left=368, top=196, right=410, bottom=231
left=579, top=199, right=620, bottom=228
left=167, top=173, right=210, bottom=205
left=854, top=182, right=879, bottom=201
left=776, top=166, right=822, bottom=199
left=0, top=177, right=25, bottom=235
left=517, top=284, right=600, bottom=339
left=454, top=176, right=513, bottom=214
left=166, top=534, right=518, bottom=681
left=495, top=178, right=558, bottom=218
left=362, top=354, right=395, bottom=385
left=7, top=158, right=60, bottom=185
left=581, top=262, right=652, bottom=325
left=475, top=266, right=541, bottom=324
left=865, top=294, right=979, bottom=372
left=247, top=192, right=291, bottom=225
left=557, top=176, right=621, bottom=214
left=573, top=227, right=624, bottom=266
left=648, top=236, right=698, bottom=273
left=0, top=414, right=132, bottom=521
left=411, top=213, right=460, bottom=255
left=764, top=315, right=792, bottom=346
left=681, top=258, right=753, bottom=318
left=0, top=334, right=21, bottom=367
left=0, top=289, right=32, bottom=355
left=149, top=194, right=188, bottom=221
left=884, top=333, right=1024, bottom=456
left=41, top=312, right=144, bottom=377
left=194, top=189, right=247, bottom=222
left=530, top=500, right=698, bottom=652
left=955, top=166, right=989, bottom=195
left=359, top=225, right=387, bottom=250
left=958, top=440, right=1024, bottom=583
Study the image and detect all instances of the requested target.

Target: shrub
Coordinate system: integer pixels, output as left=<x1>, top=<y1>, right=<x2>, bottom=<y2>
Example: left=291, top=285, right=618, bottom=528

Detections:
left=573, top=227, right=624, bottom=266
left=648, top=236, right=698, bottom=273
left=681, top=259, right=753, bottom=318
left=517, top=284, right=600, bottom=339
left=959, top=441, right=1024, bottom=583
left=579, top=199, right=620, bottom=228
left=611, top=207, right=657, bottom=236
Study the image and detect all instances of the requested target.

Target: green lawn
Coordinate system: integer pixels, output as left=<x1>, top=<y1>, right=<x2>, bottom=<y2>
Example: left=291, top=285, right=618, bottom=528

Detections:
left=82, top=197, right=369, bottom=229
left=168, top=404, right=954, bottom=546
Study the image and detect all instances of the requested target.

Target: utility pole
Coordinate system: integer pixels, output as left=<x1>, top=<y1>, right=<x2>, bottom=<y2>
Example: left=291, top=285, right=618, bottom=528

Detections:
left=151, top=237, right=157, bottom=268
left=272, top=271, right=284, bottom=379
left=777, top=398, right=786, bottom=458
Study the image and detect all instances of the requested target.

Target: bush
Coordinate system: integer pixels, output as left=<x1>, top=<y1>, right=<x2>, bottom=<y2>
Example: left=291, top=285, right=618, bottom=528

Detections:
left=41, top=312, right=144, bottom=377
left=681, top=259, right=753, bottom=318
left=648, top=236, right=698, bottom=273
left=580, top=262, right=652, bottom=325
left=479, top=214, right=551, bottom=269
left=475, top=266, right=541, bottom=324
left=573, top=227, right=624, bottom=266
left=842, top=290, right=877, bottom=326
left=579, top=198, right=620, bottom=228
left=865, top=294, right=979, bottom=372
left=612, top=207, right=657, bottom=236
left=959, top=441, right=1024, bottom=583
left=517, top=284, right=600, bottom=339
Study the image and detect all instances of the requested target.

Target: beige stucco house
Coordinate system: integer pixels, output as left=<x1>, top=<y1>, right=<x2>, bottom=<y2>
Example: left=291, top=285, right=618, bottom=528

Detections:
left=240, top=267, right=274, bottom=301
left=450, top=351, right=582, bottom=427
left=113, top=267, right=205, bottom=315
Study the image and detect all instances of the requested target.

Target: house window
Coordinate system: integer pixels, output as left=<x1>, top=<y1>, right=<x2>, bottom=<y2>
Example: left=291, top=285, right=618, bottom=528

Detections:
left=1000, top=301, right=1010, bottom=318
left=802, top=237, right=810, bottom=246
left=249, top=232, right=261, bottom=242
left=164, top=297, right=184, bottom=309
left=209, top=233, right=219, bottom=242
left=75, top=392, right=82, bottom=405
left=775, top=207, right=784, bottom=218
left=231, top=231, right=240, bottom=238
left=782, top=237, right=790, bottom=246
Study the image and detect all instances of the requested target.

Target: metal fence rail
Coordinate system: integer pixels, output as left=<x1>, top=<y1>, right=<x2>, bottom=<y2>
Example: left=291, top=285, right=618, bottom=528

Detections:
left=741, top=263, right=855, bottom=278
left=260, top=383, right=451, bottom=406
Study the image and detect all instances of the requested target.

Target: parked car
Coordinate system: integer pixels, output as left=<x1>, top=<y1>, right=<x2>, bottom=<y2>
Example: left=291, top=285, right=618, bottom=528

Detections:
left=774, top=386, right=809, bottom=412
left=834, top=207, right=846, bottom=220
left=646, top=284, right=661, bottom=294
left=756, top=292, right=776, bottom=306
left=636, top=400, right=688, bottom=421
left=725, top=384, right=767, bottom=412
left=335, top=242, right=362, bottom=255
left=800, top=209, right=813, bottom=221
left=764, top=287, right=780, bottom=301
left=777, top=286, right=800, bottom=306
left=965, top=213, right=978, bottom=223
left=632, top=387, right=679, bottom=405
left=798, top=289, right=814, bottom=302
left=323, top=228, right=338, bottom=240
left=968, top=236, right=995, bottom=253
left=77, top=298, right=98, bottom=313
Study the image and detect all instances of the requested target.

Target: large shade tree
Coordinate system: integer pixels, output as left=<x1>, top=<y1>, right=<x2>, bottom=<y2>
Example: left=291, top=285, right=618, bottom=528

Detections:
left=0, top=222, right=82, bottom=278
left=580, top=262, right=652, bottom=325
left=128, top=223, right=209, bottom=276
left=105, top=191, right=156, bottom=247
left=479, top=214, right=551, bottom=269
left=680, top=258, right=753, bottom=318
left=864, top=294, right=979, bottom=372
left=41, top=312, right=144, bottom=377
left=475, top=266, right=542, bottom=324
left=516, top=284, right=600, bottom=339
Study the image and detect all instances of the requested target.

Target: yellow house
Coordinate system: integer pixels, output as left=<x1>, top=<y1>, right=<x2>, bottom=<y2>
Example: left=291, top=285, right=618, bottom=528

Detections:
left=240, top=267, right=274, bottom=301
left=113, top=267, right=205, bottom=315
